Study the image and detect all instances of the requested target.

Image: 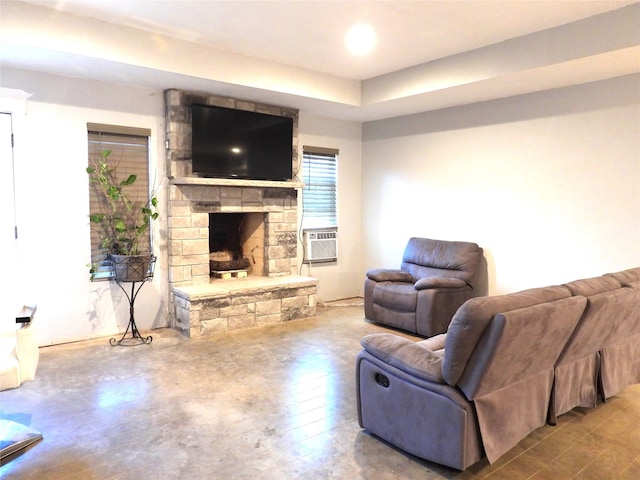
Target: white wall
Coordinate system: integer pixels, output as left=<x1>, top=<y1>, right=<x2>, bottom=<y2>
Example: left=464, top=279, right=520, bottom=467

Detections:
left=362, top=75, right=640, bottom=295
left=0, top=89, right=29, bottom=334
left=298, top=113, right=363, bottom=304
left=1, top=68, right=365, bottom=344
left=2, top=68, right=168, bottom=346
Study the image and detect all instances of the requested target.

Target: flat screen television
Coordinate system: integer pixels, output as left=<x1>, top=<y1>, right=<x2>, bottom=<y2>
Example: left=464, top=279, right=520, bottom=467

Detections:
left=191, top=103, right=294, bottom=181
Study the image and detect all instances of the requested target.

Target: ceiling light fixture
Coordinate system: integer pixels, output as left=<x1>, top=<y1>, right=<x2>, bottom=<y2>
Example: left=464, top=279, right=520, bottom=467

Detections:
left=345, top=23, right=376, bottom=56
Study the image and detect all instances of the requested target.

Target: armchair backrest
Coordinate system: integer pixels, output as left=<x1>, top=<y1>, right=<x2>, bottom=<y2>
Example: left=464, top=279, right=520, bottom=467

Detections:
left=400, top=237, right=483, bottom=285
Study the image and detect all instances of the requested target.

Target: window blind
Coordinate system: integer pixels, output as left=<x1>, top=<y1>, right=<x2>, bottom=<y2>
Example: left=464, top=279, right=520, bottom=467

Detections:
left=302, top=146, right=338, bottom=229
left=87, top=127, right=151, bottom=274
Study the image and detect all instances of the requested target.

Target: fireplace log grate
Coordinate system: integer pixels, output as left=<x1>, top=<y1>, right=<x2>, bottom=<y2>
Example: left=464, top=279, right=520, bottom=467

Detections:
left=210, top=269, right=249, bottom=279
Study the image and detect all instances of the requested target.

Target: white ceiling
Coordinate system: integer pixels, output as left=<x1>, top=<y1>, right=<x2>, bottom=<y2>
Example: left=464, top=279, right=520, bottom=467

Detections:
left=15, top=0, right=638, bottom=80
left=3, top=1, right=640, bottom=121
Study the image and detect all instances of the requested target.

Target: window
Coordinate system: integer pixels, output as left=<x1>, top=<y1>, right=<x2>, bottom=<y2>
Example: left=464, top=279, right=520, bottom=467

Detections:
left=87, top=124, right=151, bottom=279
left=301, top=146, right=338, bottom=229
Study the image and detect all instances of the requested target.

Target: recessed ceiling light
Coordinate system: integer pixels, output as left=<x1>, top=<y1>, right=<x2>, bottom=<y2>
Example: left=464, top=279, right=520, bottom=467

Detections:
left=345, top=23, right=376, bottom=56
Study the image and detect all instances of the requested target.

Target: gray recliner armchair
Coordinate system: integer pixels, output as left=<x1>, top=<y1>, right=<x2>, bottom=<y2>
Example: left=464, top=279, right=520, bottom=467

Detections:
left=364, top=237, right=483, bottom=337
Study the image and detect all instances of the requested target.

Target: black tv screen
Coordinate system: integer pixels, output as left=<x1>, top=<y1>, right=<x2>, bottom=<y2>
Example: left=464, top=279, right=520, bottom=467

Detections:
left=191, top=104, right=293, bottom=181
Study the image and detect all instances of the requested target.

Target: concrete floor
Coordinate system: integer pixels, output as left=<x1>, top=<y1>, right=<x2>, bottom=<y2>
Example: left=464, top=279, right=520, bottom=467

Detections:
left=1, top=302, right=639, bottom=479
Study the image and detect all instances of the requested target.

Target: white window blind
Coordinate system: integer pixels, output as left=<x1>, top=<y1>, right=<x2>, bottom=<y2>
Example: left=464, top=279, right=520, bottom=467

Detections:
left=87, top=125, right=151, bottom=278
left=302, top=146, right=338, bottom=229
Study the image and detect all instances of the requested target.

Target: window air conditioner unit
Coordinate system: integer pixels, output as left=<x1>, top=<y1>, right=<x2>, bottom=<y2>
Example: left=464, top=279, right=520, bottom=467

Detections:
left=303, top=229, right=337, bottom=263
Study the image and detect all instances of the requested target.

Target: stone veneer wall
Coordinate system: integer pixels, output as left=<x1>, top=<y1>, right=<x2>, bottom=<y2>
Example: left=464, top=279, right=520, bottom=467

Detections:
left=168, top=183, right=299, bottom=284
left=164, top=89, right=316, bottom=337
left=164, top=89, right=300, bottom=179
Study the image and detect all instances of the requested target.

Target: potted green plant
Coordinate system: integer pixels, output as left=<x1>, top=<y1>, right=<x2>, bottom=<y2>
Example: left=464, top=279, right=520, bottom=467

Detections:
left=87, top=149, right=159, bottom=282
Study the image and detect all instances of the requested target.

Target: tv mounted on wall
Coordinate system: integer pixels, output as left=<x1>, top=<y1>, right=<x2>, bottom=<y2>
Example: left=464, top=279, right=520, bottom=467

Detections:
left=191, top=103, right=294, bottom=181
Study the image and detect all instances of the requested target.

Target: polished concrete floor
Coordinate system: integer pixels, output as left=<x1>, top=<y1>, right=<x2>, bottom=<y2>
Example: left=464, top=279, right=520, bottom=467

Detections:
left=1, top=301, right=639, bottom=479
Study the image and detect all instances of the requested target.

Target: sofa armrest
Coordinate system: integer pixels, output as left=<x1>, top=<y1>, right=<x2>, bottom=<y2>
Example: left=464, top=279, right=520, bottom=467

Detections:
left=414, top=277, right=467, bottom=290
left=366, top=268, right=413, bottom=282
left=361, top=333, right=445, bottom=383
left=419, top=333, right=447, bottom=351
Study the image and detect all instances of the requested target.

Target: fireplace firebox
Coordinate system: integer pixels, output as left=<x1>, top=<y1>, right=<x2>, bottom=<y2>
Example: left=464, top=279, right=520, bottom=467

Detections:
left=209, top=213, right=264, bottom=276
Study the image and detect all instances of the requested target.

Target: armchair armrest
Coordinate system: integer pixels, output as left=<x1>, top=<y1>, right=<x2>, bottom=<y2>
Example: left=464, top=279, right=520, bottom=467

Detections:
left=361, top=333, right=444, bottom=383
left=414, top=277, right=467, bottom=290
left=366, top=268, right=413, bottom=283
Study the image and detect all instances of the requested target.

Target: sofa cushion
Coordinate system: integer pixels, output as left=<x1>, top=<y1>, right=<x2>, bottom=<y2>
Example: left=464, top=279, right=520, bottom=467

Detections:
left=605, top=267, right=640, bottom=284
left=626, top=280, right=640, bottom=290
left=372, top=282, right=417, bottom=311
left=414, top=277, right=467, bottom=290
left=442, top=285, right=572, bottom=385
left=361, top=333, right=444, bottom=383
left=563, top=276, right=621, bottom=296
left=366, top=268, right=413, bottom=282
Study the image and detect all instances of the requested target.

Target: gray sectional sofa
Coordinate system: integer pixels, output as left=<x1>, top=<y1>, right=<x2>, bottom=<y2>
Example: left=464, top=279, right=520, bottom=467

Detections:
left=356, top=267, right=640, bottom=470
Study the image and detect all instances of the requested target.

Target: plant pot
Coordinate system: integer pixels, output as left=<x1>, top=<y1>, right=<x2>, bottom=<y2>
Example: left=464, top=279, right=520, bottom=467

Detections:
left=110, top=254, right=155, bottom=282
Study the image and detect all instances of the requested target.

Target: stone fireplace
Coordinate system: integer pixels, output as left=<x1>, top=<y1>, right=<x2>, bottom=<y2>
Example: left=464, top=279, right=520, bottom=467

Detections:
left=164, top=89, right=317, bottom=337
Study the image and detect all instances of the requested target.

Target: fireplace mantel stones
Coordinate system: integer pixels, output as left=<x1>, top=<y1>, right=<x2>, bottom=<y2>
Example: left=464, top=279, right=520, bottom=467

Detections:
left=170, top=177, right=304, bottom=189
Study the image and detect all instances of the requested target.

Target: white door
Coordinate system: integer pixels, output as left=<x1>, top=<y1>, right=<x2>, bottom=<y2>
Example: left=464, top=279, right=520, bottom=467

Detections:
left=1, top=113, right=18, bottom=329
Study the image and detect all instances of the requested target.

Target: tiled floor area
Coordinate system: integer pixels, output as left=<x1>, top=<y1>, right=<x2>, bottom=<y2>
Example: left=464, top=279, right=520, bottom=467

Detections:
left=1, top=301, right=639, bottom=479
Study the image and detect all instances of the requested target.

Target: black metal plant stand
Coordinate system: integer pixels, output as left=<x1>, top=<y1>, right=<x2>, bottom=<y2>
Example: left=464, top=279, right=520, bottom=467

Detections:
left=109, top=255, right=156, bottom=346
